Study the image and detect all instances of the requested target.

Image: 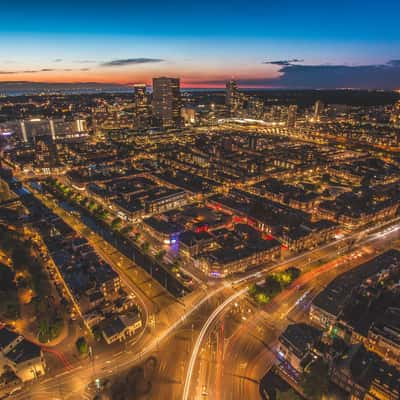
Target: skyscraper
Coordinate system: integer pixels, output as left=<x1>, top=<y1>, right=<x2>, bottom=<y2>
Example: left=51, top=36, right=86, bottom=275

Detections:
left=133, top=84, right=150, bottom=131
left=314, top=100, right=324, bottom=121
left=287, top=105, right=298, bottom=128
left=226, top=80, right=242, bottom=117
left=152, top=77, right=182, bottom=129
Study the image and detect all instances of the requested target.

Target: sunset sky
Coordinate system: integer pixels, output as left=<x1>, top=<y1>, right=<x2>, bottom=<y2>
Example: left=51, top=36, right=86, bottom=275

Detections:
left=1, top=0, right=400, bottom=88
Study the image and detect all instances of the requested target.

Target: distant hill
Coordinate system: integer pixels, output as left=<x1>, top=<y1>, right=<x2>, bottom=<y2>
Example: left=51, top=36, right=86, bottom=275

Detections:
left=0, top=81, right=133, bottom=96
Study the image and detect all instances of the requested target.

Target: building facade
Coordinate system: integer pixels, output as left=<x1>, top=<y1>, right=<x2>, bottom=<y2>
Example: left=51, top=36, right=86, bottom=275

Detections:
left=152, top=77, right=182, bottom=129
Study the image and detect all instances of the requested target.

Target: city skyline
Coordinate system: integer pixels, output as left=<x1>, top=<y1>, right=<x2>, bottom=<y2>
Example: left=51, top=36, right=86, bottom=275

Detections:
left=1, top=31, right=400, bottom=398
left=1, top=0, right=400, bottom=89
left=0, top=3, right=400, bottom=400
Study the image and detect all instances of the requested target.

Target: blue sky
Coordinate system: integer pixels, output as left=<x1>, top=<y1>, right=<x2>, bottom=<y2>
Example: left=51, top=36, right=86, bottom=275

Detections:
left=1, top=0, right=399, bottom=88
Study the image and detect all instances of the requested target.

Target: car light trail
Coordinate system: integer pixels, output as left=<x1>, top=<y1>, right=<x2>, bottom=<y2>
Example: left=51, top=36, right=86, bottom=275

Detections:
left=182, top=288, right=246, bottom=400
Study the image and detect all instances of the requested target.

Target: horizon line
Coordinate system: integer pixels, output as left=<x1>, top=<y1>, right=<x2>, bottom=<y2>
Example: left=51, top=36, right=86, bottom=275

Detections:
left=0, top=81, right=399, bottom=93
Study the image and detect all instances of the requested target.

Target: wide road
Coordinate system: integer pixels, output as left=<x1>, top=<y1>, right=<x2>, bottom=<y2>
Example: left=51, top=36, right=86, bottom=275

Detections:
left=10, top=214, right=400, bottom=399
left=181, top=221, right=400, bottom=400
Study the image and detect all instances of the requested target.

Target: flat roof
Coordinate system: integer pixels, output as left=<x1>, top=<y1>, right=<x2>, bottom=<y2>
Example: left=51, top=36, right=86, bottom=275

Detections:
left=312, top=250, right=400, bottom=318
left=5, top=339, right=41, bottom=364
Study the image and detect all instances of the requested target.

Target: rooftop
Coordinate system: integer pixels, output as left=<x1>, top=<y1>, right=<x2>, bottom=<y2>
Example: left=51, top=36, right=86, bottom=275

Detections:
left=312, top=249, right=400, bottom=318
left=5, top=339, right=41, bottom=364
left=279, top=323, right=322, bottom=360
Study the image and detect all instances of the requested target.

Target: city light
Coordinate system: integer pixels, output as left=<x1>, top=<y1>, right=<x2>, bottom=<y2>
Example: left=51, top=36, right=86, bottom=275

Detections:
left=0, top=15, right=399, bottom=399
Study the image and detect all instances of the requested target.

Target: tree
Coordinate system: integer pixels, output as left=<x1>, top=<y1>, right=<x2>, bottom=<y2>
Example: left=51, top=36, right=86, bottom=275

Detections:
left=141, top=242, right=150, bottom=253
left=300, top=359, right=330, bottom=400
left=38, top=319, right=50, bottom=343
left=263, top=275, right=281, bottom=297
left=120, top=225, right=133, bottom=235
left=76, top=337, right=88, bottom=355
left=255, top=292, right=270, bottom=304
left=133, top=232, right=141, bottom=242
left=88, top=201, right=97, bottom=212
left=248, top=283, right=258, bottom=296
left=285, top=267, right=301, bottom=282
left=155, top=250, right=166, bottom=261
left=111, top=217, right=122, bottom=231
left=38, top=316, right=63, bottom=343
left=171, top=260, right=180, bottom=274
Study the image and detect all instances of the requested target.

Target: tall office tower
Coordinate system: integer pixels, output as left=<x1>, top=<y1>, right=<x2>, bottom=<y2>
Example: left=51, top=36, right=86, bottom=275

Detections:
left=152, top=77, right=182, bottom=129
left=287, top=105, right=298, bottom=128
left=133, top=84, right=150, bottom=131
left=226, top=80, right=242, bottom=117
left=314, top=100, right=324, bottom=121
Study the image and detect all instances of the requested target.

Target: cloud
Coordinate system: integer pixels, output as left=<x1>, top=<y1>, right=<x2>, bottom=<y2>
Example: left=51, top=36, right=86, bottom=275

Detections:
left=0, top=70, right=44, bottom=74
left=74, top=60, right=97, bottom=64
left=100, top=58, right=165, bottom=67
left=53, top=58, right=63, bottom=62
left=0, top=67, right=88, bottom=75
left=263, top=58, right=304, bottom=66
left=259, top=60, right=400, bottom=89
left=193, top=60, right=400, bottom=89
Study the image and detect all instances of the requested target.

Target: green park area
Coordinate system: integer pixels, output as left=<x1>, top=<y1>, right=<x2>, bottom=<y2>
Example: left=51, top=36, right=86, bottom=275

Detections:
left=249, top=267, right=301, bottom=305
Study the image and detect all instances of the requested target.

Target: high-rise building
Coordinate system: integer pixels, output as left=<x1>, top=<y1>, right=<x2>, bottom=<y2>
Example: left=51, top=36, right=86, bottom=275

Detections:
left=133, top=84, right=150, bottom=131
left=152, top=77, right=182, bottom=129
left=314, top=100, right=324, bottom=121
left=247, top=97, right=264, bottom=119
left=226, top=80, right=242, bottom=117
left=287, top=105, right=298, bottom=128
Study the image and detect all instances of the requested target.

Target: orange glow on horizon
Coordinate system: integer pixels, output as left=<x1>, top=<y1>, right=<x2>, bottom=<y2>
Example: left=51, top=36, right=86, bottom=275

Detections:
left=0, top=66, right=279, bottom=89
